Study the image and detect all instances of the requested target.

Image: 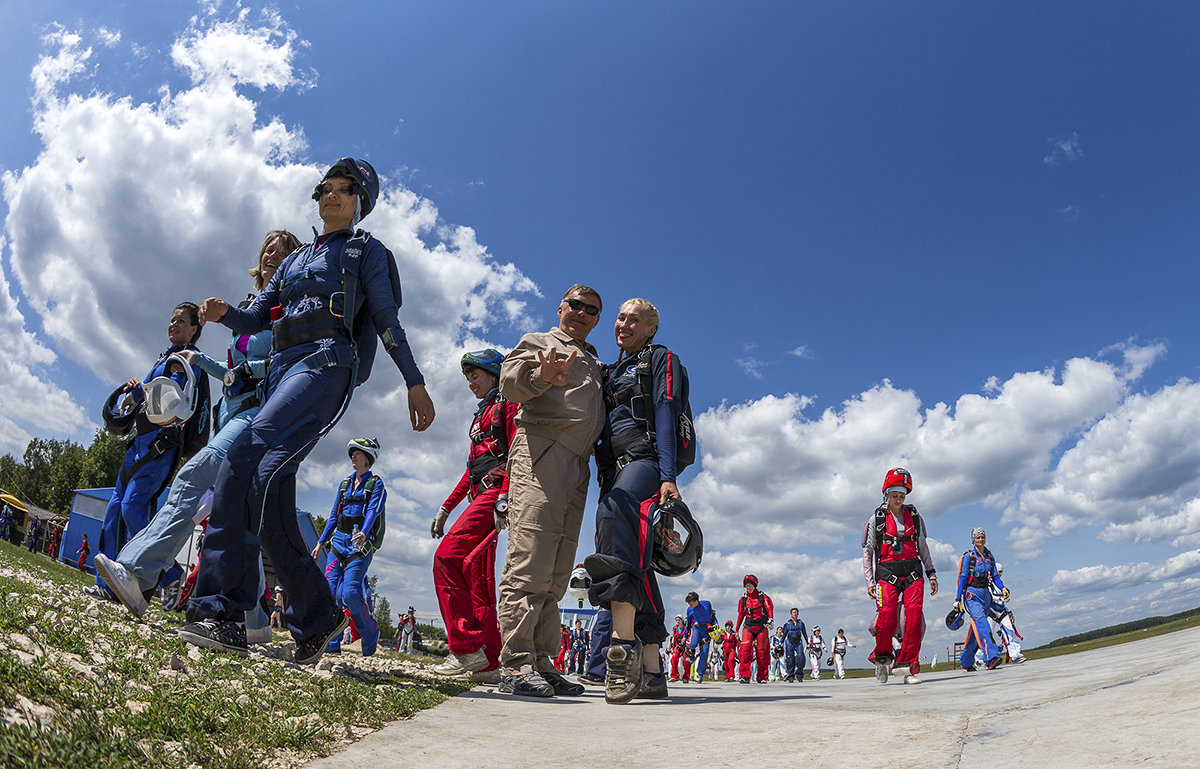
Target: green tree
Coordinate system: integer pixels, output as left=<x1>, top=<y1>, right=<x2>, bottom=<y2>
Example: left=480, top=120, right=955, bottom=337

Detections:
left=45, top=442, right=86, bottom=515
left=79, top=430, right=125, bottom=489
left=22, top=438, right=74, bottom=508
left=0, top=453, right=30, bottom=501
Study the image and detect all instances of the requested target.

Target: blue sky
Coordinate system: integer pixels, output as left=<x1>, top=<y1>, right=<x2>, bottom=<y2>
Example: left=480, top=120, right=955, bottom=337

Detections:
left=2, top=1, right=1199, bottom=658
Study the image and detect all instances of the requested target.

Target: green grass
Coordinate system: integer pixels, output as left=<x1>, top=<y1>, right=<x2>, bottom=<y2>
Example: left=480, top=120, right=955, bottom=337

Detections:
left=0, top=540, right=468, bottom=769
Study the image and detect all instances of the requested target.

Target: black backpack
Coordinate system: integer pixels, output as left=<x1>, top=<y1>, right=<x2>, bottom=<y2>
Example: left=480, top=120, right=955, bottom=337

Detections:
left=616, top=344, right=697, bottom=474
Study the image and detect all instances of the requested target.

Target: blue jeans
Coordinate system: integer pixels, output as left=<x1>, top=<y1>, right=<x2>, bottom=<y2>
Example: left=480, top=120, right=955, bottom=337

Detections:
left=97, top=432, right=179, bottom=591
left=188, top=365, right=351, bottom=641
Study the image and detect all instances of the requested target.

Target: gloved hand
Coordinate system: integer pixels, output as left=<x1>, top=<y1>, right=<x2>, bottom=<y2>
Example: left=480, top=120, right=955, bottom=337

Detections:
left=1002, top=587, right=1010, bottom=602
left=953, top=600, right=962, bottom=613
left=493, top=494, right=509, bottom=531
left=430, top=507, right=449, bottom=538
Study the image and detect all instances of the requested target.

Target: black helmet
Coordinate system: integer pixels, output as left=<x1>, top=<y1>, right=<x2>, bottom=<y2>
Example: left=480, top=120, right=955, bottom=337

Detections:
left=313, top=157, right=380, bottom=219
left=102, top=384, right=140, bottom=439
left=650, top=498, right=703, bottom=577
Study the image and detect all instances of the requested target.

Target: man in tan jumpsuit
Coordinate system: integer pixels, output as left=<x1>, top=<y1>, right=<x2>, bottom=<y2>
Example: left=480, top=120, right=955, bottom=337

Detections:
left=497, top=285, right=606, bottom=697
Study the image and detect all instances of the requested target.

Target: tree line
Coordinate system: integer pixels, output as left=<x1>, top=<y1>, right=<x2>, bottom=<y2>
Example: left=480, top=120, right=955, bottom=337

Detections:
left=0, top=432, right=126, bottom=515
left=1041, top=605, right=1200, bottom=648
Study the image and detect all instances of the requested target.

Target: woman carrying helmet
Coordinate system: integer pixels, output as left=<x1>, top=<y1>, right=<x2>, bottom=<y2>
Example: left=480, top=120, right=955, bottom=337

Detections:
left=720, top=620, right=738, bottom=681
left=831, top=628, right=856, bottom=679
left=429, top=349, right=518, bottom=680
left=183, top=157, right=434, bottom=664
left=735, top=574, right=774, bottom=682
left=584, top=297, right=692, bottom=704
left=89, top=302, right=209, bottom=601
left=861, top=467, right=938, bottom=685
left=95, top=231, right=300, bottom=637
left=806, top=626, right=828, bottom=680
left=953, top=527, right=1006, bottom=671
left=312, top=438, right=387, bottom=656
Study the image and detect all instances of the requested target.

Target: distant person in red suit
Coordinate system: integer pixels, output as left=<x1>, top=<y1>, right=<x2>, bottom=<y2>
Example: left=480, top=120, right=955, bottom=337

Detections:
left=77, top=534, right=90, bottom=572
left=735, top=574, right=773, bottom=682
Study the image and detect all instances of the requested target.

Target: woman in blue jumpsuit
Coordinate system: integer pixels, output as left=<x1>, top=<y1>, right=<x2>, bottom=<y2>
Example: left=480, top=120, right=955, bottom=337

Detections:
left=181, top=157, right=434, bottom=664
left=584, top=297, right=688, bottom=704
left=90, top=303, right=207, bottom=599
left=94, top=231, right=300, bottom=628
left=314, top=437, right=386, bottom=656
left=955, top=526, right=1006, bottom=671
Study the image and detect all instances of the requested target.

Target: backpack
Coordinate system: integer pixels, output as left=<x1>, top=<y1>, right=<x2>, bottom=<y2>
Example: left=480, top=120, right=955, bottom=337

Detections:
left=339, top=230, right=405, bottom=388
left=336, top=476, right=386, bottom=550
left=611, top=344, right=697, bottom=474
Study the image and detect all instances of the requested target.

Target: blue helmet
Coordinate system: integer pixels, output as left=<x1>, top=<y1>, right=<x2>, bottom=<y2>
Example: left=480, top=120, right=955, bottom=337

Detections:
left=945, top=606, right=965, bottom=631
left=461, top=348, right=503, bottom=378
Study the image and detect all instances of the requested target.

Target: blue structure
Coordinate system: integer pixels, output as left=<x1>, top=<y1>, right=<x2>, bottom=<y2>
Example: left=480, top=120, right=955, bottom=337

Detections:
left=63, top=487, right=326, bottom=577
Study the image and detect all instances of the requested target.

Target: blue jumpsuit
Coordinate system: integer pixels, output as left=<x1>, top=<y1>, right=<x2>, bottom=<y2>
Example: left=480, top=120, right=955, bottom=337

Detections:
left=188, top=228, right=423, bottom=644
left=318, top=471, right=386, bottom=655
left=782, top=617, right=809, bottom=680
left=686, top=599, right=716, bottom=678
left=97, top=346, right=205, bottom=593
left=585, top=344, right=686, bottom=648
left=956, top=546, right=1005, bottom=668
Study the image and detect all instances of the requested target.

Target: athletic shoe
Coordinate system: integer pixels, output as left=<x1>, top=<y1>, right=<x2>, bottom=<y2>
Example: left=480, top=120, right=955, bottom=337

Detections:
left=94, top=555, right=147, bottom=618
left=904, top=674, right=922, bottom=685
left=875, top=658, right=891, bottom=684
left=961, top=665, right=977, bottom=672
left=82, top=584, right=115, bottom=602
left=178, top=618, right=248, bottom=656
left=160, top=578, right=184, bottom=612
left=293, top=614, right=349, bottom=666
left=432, top=649, right=489, bottom=676
left=635, top=671, right=669, bottom=699
left=784, top=677, right=794, bottom=683
left=668, top=676, right=680, bottom=683
left=499, top=671, right=554, bottom=698
left=542, top=669, right=585, bottom=696
left=604, top=641, right=644, bottom=705
left=739, top=677, right=750, bottom=683
left=986, top=656, right=1002, bottom=670
left=577, top=672, right=605, bottom=687
left=757, top=678, right=768, bottom=684
left=467, top=669, right=501, bottom=685
left=245, top=625, right=273, bottom=645
left=1012, top=654, right=1027, bottom=664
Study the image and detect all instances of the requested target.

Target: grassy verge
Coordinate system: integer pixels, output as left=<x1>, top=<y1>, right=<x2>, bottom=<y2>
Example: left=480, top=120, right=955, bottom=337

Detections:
left=0, top=541, right=468, bottom=769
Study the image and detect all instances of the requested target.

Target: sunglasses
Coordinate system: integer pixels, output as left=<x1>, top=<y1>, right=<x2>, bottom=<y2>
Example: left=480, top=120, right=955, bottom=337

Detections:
left=311, top=181, right=360, bottom=200
left=563, top=297, right=600, bottom=316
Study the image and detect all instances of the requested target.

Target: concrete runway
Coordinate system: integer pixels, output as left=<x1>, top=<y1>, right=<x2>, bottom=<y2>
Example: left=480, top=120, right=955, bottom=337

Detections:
left=307, top=625, right=1199, bottom=769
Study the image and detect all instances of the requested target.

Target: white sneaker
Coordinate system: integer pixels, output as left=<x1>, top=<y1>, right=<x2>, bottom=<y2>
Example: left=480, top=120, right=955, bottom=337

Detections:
left=94, top=554, right=147, bottom=618
left=245, top=625, right=273, bottom=645
left=432, top=648, right=489, bottom=676
left=904, top=674, right=922, bottom=685
left=467, top=668, right=501, bottom=684
left=874, top=659, right=890, bottom=684
left=1012, top=654, right=1027, bottom=664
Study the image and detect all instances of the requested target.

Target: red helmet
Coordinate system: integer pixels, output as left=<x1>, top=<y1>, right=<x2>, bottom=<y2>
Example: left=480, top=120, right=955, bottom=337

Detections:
left=743, top=574, right=758, bottom=588
left=882, top=467, right=912, bottom=495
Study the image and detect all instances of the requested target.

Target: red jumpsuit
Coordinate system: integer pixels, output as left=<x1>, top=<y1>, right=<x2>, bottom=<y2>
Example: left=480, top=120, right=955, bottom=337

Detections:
left=668, top=624, right=690, bottom=681
left=736, top=589, right=774, bottom=681
left=433, top=391, right=519, bottom=671
left=866, top=504, right=931, bottom=676
left=721, top=627, right=738, bottom=680
left=554, top=626, right=570, bottom=671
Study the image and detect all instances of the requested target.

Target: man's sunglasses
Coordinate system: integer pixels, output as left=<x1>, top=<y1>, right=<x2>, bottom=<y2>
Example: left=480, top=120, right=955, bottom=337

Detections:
left=312, top=181, right=360, bottom=200
left=563, top=297, right=600, bottom=316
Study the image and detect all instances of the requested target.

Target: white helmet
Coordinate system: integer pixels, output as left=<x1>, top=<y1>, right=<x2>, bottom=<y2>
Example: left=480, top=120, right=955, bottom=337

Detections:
left=143, top=354, right=198, bottom=426
left=347, top=437, right=380, bottom=465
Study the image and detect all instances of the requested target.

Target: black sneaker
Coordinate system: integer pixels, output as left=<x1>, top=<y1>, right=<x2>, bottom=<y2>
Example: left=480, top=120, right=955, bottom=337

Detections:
left=179, top=618, right=248, bottom=656
left=635, top=671, right=669, bottom=700
left=499, top=671, right=554, bottom=698
left=962, top=664, right=977, bottom=672
left=986, top=656, right=1002, bottom=670
left=542, top=669, right=585, bottom=696
left=739, top=677, right=750, bottom=683
left=577, top=672, right=605, bottom=687
left=294, top=614, right=349, bottom=666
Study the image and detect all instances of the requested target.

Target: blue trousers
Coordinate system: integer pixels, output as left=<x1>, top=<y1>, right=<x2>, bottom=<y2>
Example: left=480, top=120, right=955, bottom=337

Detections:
left=959, top=586, right=1001, bottom=667
left=324, top=538, right=379, bottom=655
left=97, top=432, right=179, bottom=591
left=188, top=365, right=351, bottom=642
left=586, top=608, right=613, bottom=678
left=688, top=626, right=711, bottom=677
left=784, top=638, right=806, bottom=679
